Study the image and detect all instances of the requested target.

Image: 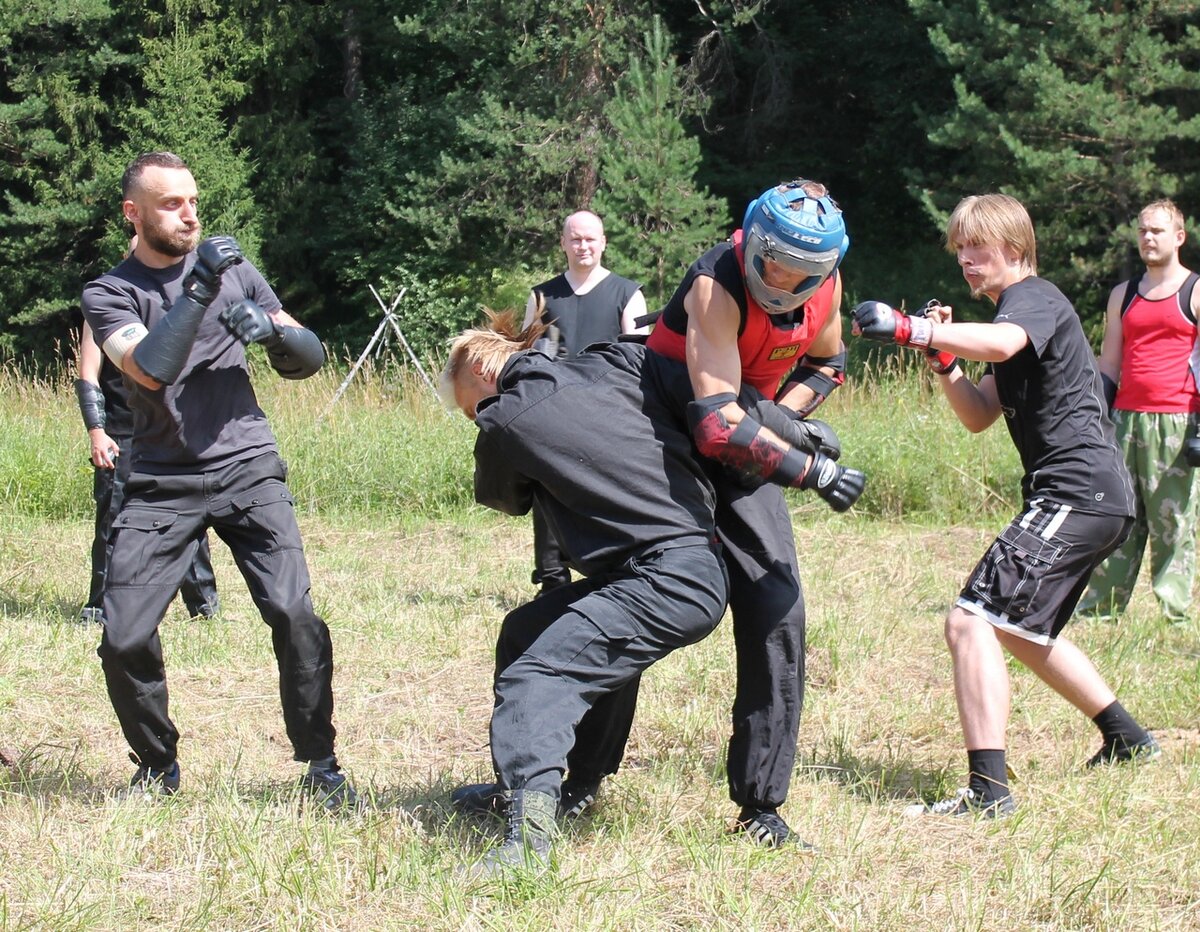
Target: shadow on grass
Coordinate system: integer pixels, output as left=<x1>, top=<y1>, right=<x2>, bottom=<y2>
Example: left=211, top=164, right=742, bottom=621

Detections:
left=0, top=742, right=114, bottom=801
left=799, top=748, right=957, bottom=805
left=0, top=589, right=88, bottom=625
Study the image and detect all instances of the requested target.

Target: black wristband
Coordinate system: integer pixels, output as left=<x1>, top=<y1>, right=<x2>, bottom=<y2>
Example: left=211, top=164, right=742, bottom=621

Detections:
left=73, top=379, right=106, bottom=431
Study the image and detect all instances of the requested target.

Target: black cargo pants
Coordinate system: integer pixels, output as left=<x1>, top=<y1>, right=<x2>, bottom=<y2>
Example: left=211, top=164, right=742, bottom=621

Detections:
left=97, top=452, right=335, bottom=770
left=567, top=477, right=806, bottom=811
left=489, top=542, right=727, bottom=800
left=86, top=431, right=219, bottom=618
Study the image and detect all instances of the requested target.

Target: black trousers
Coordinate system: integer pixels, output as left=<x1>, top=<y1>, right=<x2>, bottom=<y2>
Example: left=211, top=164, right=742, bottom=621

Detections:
left=97, top=452, right=335, bottom=770
left=490, top=543, right=727, bottom=800
left=569, top=477, right=805, bottom=810
left=86, top=432, right=218, bottom=618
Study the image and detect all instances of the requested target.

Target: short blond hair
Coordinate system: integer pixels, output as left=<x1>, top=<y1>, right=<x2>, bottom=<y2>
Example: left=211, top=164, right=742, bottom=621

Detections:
left=437, top=307, right=546, bottom=409
left=945, top=193, right=1038, bottom=275
left=1139, top=198, right=1185, bottom=232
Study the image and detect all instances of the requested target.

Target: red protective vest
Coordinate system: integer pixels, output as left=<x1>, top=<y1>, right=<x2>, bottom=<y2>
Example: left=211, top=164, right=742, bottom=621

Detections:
left=646, top=231, right=839, bottom=400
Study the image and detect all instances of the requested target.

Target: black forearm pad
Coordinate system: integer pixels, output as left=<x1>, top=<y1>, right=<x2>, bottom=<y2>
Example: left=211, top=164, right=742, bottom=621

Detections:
left=1101, top=374, right=1117, bottom=413
left=132, top=293, right=208, bottom=384
left=266, top=325, right=325, bottom=380
left=73, top=379, right=106, bottom=430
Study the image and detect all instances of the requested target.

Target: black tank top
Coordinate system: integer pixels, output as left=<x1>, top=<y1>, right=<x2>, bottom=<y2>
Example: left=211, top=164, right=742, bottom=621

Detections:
left=533, top=272, right=641, bottom=358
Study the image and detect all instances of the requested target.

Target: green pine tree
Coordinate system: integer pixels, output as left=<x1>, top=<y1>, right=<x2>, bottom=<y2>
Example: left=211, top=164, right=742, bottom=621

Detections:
left=909, top=0, right=1200, bottom=317
left=0, top=0, right=138, bottom=357
left=593, top=17, right=727, bottom=308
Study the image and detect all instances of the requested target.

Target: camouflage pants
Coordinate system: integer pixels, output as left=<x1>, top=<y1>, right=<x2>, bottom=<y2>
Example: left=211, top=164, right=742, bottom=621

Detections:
left=1078, top=410, right=1197, bottom=621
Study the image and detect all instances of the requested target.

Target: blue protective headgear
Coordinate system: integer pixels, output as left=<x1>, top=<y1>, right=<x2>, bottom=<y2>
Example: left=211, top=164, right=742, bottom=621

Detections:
left=741, top=179, right=849, bottom=314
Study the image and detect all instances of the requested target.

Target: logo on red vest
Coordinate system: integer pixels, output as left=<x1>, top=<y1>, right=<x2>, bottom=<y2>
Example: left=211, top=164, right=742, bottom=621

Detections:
left=768, top=345, right=802, bottom=361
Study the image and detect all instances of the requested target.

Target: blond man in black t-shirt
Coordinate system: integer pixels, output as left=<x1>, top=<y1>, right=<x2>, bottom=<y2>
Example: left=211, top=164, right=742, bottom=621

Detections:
left=853, top=193, right=1158, bottom=818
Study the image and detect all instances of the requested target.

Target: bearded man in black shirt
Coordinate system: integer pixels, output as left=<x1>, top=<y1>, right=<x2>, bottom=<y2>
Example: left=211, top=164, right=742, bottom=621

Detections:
left=853, top=193, right=1158, bottom=818
left=80, top=151, right=356, bottom=810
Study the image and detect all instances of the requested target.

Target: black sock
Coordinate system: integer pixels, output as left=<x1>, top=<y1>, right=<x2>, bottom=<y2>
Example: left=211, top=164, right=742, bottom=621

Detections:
left=967, top=749, right=1010, bottom=802
left=1092, top=700, right=1148, bottom=747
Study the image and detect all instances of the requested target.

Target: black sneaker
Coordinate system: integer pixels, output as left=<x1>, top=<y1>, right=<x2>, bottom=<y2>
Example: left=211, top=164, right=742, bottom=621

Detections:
left=78, top=607, right=104, bottom=626
left=450, top=782, right=508, bottom=817
left=1086, top=732, right=1161, bottom=768
left=731, top=806, right=809, bottom=848
left=301, top=766, right=362, bottom=813
left=119, top=760, right=180, bottom=799
left=558, top=776, right=601, bottom=819
left=902, top=787, right=1016, bottom=819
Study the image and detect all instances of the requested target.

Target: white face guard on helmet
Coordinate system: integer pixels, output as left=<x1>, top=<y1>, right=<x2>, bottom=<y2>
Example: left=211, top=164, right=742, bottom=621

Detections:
left=741, top=181, right=849, bottom=314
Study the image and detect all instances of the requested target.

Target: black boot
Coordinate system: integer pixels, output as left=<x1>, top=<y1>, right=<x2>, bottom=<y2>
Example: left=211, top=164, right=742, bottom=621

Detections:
left=469, top=788, right=558, bottom=877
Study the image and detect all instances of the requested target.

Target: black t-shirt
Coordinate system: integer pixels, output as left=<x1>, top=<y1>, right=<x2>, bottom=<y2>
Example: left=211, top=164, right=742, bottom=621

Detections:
left=533, top=271, right=641, bottom=358
left=472, top=341, right=715, bottom=576
left=989, top=277, right=1134, bottom=515
left=81, top=254, right=282, bottom=474
left=98, top=355, right=135, bottom=438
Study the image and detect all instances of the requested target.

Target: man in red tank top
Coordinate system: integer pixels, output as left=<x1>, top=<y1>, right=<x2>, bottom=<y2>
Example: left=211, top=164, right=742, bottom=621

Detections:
left=1079, top=199, right=1200, bottom=623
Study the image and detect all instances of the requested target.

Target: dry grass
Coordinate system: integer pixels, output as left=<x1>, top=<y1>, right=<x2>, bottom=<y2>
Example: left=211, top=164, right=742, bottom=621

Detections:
left=1, top=508, right=1198, bottom=931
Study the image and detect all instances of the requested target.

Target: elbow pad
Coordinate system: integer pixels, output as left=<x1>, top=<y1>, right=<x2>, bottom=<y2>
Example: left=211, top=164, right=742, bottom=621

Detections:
left=131, top=292, right=208, bottom=384
left=687, top=393, right=808, bottom=485
left=73, top=379, right=106, bottom=430
left=267, top=325, right=325, bottom=380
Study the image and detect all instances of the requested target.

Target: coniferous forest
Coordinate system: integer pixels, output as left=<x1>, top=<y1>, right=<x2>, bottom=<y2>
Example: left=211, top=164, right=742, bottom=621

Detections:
left=2, top=0, right=1198, bottom=363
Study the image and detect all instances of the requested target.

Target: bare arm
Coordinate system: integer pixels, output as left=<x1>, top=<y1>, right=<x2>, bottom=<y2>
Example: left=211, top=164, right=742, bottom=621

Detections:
left=1096, top=284, right=1125, bottom=383
left=941, top=369, right=1003, bottom=432
left=920, top=302, right=1004, bottom=431
left=685, top=276, right=746, bottom=411
left=927, top=320, right=1029, bottom=362
left=271, top=307, right=304, bottom=329
left=79, top=323, right=103, bottom=384
left=78, top=324, right=119, bottom=467
left=620, top=289, right=649, bottom=335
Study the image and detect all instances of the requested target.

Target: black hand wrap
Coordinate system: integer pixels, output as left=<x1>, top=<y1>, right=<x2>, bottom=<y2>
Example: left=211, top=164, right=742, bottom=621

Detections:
left=1101, top=374, right=1117, bottom=415
left=219, top=300, right=325, bottom=380
left=742, top=396, right=841, bottom=460
left=798, top=451, right=866, bottom=512
left=73, top=379, right=106, bottom=431
left=132, top=236, right=243, bottom=384
left=1186, top=416, right=1200, bottom=467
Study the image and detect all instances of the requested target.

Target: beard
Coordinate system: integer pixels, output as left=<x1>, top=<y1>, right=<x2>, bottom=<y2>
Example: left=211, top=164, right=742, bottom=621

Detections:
left=141, top=217, right=202, bottom=257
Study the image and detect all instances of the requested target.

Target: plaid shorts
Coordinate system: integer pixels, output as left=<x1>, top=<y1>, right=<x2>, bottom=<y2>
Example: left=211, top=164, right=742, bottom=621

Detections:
left=957, top=502, right=1133, bottom=645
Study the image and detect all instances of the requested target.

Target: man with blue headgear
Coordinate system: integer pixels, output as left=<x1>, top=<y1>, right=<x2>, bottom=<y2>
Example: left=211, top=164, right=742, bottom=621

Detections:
left=567, top=179, right=862, bottom=847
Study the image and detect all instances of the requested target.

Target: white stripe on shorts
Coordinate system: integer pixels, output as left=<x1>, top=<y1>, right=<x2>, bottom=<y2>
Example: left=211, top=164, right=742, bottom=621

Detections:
left=956, top=597, right=1055, bottom=646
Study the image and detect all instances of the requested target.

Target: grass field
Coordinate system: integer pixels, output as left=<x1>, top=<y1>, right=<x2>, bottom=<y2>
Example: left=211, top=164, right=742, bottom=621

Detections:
left=2, top=500, right=1197, bottom=930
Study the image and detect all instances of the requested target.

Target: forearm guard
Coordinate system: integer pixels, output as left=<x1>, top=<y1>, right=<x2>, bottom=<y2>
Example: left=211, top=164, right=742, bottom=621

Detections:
left=781, top=349, right=846, bottom=417
left=266, top=325, right=325, bottom=380
left=687, top=393, right=809, bottom=486
left=131, top=292, right=208, bottom=384
left=73, top=379, right=106, bottom=431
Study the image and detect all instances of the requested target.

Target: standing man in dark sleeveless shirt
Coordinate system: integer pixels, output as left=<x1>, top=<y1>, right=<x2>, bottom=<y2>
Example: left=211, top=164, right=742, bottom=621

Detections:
left=520, top=211, right=649, bottom=594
